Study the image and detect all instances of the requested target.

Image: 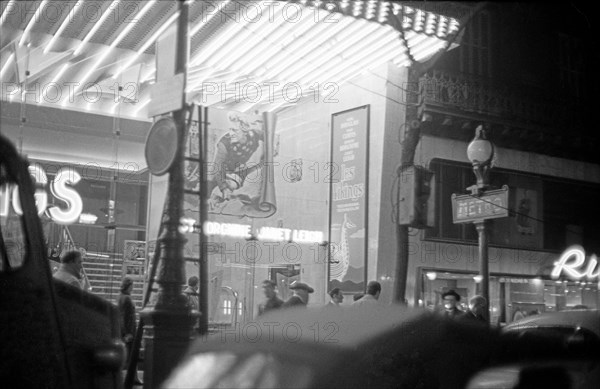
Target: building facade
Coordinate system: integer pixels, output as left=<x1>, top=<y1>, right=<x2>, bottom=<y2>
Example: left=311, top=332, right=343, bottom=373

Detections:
left=391, top=2, right=600, bottom=323
left=1, top=2, right=598, bottom=327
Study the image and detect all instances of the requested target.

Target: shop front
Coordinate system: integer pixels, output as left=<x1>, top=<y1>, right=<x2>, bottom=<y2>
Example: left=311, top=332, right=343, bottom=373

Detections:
left=419, top=265, right=600, bottom=326
left=146, top=92, right=384, bottom=324
left=0, top=103, right=151, bottom=302
left=396, top=134, right=600, bottom=321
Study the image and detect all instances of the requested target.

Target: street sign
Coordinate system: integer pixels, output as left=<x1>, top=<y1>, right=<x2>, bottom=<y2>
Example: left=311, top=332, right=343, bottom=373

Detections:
left=452, top=185, right=509, bottom=223
left=147, top=73, right=184, bottom=117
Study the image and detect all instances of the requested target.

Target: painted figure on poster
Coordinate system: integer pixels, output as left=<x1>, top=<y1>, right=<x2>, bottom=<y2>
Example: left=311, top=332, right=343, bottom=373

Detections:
left=329, top=213, right=356, bottom=281
left=207, top=112, right=265, bottom=211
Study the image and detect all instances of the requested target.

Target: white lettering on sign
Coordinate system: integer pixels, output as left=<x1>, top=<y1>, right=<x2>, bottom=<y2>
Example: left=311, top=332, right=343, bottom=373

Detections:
left=456, top=196, right=504, bottom=219
left=292, top=229, right=324, bottom=243
left=257, top=226, right=291, bottom=242
left=48, top=168, right=83, bottom=224
left=203, top=221, right=251, bottom=239
left=191, top=222, right=324, bottom=243
left=1, top=164, right=83, bottom=225
left=551, top=246, right=599, bottom=280
left=257, top=227, right=324, bottom=244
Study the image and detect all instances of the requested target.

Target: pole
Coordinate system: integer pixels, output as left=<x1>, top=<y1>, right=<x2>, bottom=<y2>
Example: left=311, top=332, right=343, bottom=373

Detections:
left=140, top=2, right=196, bottom=388
left=394, top=68, right=420, bottom=305
left=475, top=220, right=490, bottom=324
left=197, top=106, right=209, bottom=335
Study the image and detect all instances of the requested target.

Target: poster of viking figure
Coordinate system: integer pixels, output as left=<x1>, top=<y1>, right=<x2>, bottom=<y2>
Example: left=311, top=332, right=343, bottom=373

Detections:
left=184, top=107, right=277, bottom=219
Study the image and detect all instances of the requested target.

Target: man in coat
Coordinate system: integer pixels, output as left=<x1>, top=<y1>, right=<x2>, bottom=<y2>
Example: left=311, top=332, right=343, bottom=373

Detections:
left=460, top=295, right=487, bottom=324
left=352, top=281, right=381, bottom=307
left=258, top=280, right=283, bottom=316
left=325, top=287, right=344, bottom=308
left=441, top=289, right=465, bottom=319
left=52, top=250, right=84, bottom=289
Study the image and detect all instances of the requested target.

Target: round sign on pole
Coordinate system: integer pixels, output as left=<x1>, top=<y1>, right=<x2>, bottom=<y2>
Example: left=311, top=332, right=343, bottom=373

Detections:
left=145, top=117, right=178, bottom=176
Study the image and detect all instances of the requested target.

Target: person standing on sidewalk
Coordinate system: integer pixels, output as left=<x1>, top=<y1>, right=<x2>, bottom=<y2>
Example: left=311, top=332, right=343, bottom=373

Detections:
left=118, top=277, right=142, bottom=385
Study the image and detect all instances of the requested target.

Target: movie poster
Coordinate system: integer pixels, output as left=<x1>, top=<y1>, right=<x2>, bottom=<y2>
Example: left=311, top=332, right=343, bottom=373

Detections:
left=328, top=105, right=370, bottom=293
left=183, top=107, right=277, bottom=220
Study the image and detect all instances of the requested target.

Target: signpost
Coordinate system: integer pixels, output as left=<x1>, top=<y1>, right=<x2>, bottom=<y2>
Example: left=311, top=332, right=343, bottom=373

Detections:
left=451, top=184, right=509, bottom=323
left=452, top=185, right=509, bottom=224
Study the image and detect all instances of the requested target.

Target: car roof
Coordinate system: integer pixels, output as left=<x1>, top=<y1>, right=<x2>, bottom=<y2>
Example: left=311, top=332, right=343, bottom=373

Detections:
left=255, top=304, right=429, bottom=347
left=503, top=309, right=600, bottom=337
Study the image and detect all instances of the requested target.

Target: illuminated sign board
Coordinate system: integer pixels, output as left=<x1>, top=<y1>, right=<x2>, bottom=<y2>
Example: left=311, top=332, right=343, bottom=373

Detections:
left=179, top=220, right=324, bottom=244
left=551, top=246, right=599, bottom=280
left=0, top=164, right=83, bottom=225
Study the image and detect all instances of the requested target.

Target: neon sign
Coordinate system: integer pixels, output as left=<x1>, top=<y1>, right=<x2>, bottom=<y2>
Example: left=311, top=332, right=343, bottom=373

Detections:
left=257, top=227, right=324, bottom=244
left=551, top=246, right=599, bottom=280
left=1, top=164, right=83, bottom=225
left=204, top=222, right=251, bottom=239
left=178, top=220, right=324, bottom=244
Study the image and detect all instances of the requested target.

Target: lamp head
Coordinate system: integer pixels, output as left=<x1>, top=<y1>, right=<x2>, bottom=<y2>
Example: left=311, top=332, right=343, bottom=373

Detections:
left=467, top=125, right=494, bottom=166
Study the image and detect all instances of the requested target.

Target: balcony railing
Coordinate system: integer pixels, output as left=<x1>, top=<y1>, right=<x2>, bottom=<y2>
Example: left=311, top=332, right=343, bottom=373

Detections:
left=418, top=70, right=582, bottom=131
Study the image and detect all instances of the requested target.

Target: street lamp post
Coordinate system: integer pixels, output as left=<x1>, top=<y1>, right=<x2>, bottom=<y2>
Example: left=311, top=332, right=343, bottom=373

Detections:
left=140, top=2, right=197, bottom=388
left=466, top=125, right=494, bottom=323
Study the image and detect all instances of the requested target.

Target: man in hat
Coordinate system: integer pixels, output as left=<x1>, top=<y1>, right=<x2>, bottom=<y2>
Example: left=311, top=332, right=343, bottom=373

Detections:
left=441, top=289, right=465, bottom=319
left=283, top=281, right=314, bottom=308
left=257, top=279, right=283, bottom=316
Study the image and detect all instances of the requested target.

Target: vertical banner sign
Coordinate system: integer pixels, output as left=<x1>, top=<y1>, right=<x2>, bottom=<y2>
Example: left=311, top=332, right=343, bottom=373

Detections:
left=328, top=105, right=370, bottom=293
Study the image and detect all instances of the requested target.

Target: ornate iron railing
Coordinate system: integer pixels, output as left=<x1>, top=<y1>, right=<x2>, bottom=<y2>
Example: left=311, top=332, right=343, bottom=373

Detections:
left=418, top=70, right=581, bottom=130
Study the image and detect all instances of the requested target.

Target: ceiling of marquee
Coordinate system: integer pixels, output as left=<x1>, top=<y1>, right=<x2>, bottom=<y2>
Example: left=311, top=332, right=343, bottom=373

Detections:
left=0, top=0, right=462, bottom=121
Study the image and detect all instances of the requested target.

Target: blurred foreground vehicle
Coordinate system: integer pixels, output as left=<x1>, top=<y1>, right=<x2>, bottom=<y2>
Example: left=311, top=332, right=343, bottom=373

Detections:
left=0, top=134, right=125, bottom=388
left=469, top=309, right=600, bottom=389
left=163, top=304, right=599, bottom=389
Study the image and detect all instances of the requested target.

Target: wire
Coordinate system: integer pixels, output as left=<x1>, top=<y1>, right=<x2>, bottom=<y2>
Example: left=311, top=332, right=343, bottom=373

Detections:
left=390, top=162, right=596, bottom=246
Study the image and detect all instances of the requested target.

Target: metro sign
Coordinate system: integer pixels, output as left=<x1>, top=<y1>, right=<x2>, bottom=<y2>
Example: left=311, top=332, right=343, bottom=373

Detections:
left=551, top=246, right=599, bottom=281
left=451, top=186, right=509, bottom=224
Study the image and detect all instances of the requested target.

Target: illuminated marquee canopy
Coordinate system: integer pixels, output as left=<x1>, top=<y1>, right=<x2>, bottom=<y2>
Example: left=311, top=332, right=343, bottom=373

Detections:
left=0, top=0, right=462, bottom=119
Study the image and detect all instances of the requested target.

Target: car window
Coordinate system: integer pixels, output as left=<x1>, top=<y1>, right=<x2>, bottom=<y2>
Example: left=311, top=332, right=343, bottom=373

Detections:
left=0, top=212, right=27, bottom=271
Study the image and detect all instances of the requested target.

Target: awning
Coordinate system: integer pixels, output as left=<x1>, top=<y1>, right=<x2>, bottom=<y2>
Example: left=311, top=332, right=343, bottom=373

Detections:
left=0, top=1, right=461, bottom=119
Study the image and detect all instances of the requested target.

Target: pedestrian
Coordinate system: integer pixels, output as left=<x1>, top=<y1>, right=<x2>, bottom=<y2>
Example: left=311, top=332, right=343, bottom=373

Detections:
left=325, top=287, right=344, bottom=308
left=460, top=295, right=487, bottom=324
left=118, top=277, right=142, bottom=385
left=257, top=279, right=283, bottom=316
left=441, top=290, right=464, bottom=319
left=184, top=276, right=199, bottom=311
left=352, top=281, right=381, bottom=307
left=52, top=250, right=84, bottom=289
left=283, top=281, right=314, bottom=308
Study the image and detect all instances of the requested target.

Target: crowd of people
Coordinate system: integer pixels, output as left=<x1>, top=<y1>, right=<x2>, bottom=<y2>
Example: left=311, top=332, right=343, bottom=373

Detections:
left=441, top=289, right=488, bottom=323
left=256, top=279, right=384, bottom=316
left=255, top=279, right=490, bottom=327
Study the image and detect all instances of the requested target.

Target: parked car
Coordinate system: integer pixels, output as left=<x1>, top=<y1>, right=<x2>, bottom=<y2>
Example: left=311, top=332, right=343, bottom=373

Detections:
left=467, top=309, right=600, bottom=389
left=0, top=134, right=125, bottom=389
left=163, top=304, right=598, bottom=389
left=503, top=309, right=599, bottom=339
